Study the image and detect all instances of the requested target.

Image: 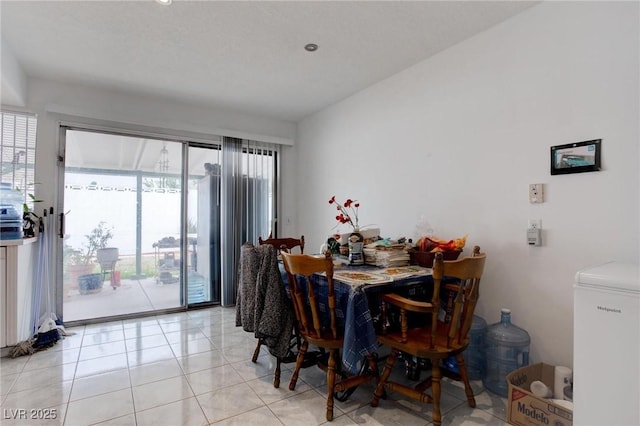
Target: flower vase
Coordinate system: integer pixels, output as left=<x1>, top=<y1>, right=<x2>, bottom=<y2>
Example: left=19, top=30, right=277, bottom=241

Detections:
left=348, top=228, right=364, bottom=265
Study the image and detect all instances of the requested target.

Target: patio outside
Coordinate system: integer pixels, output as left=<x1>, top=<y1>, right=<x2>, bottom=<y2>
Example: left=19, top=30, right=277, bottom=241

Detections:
left=63, top=253, right=183, bottom=321
left=62, top=171, right=207, bottom=322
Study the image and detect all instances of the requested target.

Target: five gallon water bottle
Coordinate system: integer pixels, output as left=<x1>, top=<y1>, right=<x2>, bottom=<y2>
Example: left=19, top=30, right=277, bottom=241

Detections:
left=464, top=315, right=488, bottom=380
left=0, top=183, right=24, bottom=240
left=442, top=315, right=487, bottom=380
left=483, top=308, right=530, bottom=397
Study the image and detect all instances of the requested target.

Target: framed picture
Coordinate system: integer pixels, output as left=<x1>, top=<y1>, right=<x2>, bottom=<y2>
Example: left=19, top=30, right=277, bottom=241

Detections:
left=550, top=139, right=601, bottom=175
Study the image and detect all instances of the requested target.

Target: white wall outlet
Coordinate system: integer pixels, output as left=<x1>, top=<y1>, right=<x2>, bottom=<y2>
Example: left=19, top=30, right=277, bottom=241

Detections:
left=529, top=183, right=544, bottom=203
left=528, top=219, right=541, bottom=230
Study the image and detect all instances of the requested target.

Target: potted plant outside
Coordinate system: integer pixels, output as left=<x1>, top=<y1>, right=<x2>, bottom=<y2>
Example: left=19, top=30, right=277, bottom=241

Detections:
left=66, top=222, right=113, bottom=294
left=64, top=245, right=95, bottom=291
left=96, top=247, right=119, bottom=269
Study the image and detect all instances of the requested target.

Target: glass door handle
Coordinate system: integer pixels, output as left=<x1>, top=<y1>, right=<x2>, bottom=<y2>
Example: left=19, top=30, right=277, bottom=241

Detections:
left=59, top=212, right=64, bottom=238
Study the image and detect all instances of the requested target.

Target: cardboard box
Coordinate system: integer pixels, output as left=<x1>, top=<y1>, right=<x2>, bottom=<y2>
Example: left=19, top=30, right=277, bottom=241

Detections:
left=506, top=363, right=573, bottom=426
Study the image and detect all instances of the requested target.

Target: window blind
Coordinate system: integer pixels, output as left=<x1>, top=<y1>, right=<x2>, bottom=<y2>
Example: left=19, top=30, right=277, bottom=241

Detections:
left=220, top=137, right=279, bottom=306
left=1, top=111, right=37, bottom=208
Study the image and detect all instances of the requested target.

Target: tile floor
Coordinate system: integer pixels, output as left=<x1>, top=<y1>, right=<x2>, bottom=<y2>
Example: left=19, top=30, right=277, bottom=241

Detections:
left=0, top=307, right=508, bottom=425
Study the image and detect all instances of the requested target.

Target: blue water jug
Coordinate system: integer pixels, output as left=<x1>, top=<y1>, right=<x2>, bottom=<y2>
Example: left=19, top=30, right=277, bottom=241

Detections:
left=464, top=315, right=487, bottom=380
left=442, top=315, right=487, bottom=380
left=483, top=308, right=530, bottom=397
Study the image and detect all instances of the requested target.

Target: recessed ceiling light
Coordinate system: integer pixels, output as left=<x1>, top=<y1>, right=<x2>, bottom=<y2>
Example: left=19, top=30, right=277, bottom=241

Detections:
left=304, top=43, right=318, bottom=52
left=156, top=0, right=172, bottom=5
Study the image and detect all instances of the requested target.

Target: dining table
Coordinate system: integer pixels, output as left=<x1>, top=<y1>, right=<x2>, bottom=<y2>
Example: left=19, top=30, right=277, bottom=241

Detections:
left=279, top=259, right=438, bottom=375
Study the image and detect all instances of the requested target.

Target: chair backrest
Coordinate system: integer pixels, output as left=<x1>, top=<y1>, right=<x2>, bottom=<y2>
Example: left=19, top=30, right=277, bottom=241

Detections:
left=280, top=251, right=340, bottom=342
left=259, top=235, right=305, bottom=254
left=431, top=245, right=486, bottom=350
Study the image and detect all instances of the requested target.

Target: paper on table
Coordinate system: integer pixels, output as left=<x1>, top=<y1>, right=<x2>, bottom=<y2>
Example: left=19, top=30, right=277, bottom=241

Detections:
left=379, top=265, right=433, bottom=280
left=333, top=270, right=393, bottom=288
left=373, top=249, right=410, bottom=267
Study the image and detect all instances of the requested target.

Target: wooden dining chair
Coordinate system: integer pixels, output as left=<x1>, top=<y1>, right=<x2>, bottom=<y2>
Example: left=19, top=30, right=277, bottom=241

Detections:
left=251, top=235, right=305, bottom=365
left=370, top=246, right=486, bottom=426
left=281, top=251, right=379, bottom=422
left=258, top=235, right=305, bottom=254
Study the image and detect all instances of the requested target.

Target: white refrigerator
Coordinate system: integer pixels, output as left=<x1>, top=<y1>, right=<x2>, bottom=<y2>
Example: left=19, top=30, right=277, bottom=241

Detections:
left=574, top=261, right=639, bottom=425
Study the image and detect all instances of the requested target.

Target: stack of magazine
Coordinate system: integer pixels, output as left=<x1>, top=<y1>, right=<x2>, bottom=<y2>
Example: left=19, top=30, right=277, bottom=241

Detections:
left=374, top=248, right=410, bottom=267
left=363, top=248, right=378, bottom=265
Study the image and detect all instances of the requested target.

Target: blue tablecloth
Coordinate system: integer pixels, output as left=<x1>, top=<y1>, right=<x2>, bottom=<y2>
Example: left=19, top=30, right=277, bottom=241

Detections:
left=280, top=263, right=434, bottom=374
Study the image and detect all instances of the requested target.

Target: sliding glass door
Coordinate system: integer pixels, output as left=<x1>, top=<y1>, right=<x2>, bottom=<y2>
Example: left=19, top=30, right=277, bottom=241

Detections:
left=60, top=129, right=185, bottom=321
left=58, top=126, right=278, bottom=323
left=186, top=145, right=222, bottom=305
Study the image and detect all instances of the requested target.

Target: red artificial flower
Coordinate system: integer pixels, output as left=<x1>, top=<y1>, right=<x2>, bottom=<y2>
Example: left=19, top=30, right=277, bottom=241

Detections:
left=328, top=195, right=361, bottom=230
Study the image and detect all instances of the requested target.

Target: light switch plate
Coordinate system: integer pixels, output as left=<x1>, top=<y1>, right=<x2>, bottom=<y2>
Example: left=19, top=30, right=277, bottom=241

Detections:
left=529, top=183, right=544, bottom=203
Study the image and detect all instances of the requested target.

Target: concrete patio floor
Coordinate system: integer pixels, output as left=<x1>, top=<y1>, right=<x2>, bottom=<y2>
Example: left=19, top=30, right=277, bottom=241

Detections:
left=63, top=276, right=183, bottom=322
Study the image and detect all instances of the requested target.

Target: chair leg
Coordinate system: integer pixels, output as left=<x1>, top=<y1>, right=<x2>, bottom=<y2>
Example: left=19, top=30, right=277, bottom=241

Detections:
left=371, top=348, right=398, bottom=407
left=252, top=338, right=263, bottom=363
left=455, top=353, right=476, bottom=408
left=289, top=340, right=308, bottom=391
left=326, top=349, right=337, bottom=422
left=431, top=361, right=442, bottom=426
left=274, top=357, right=281, bottom=389
left=367, top=354, right=380, bottom=386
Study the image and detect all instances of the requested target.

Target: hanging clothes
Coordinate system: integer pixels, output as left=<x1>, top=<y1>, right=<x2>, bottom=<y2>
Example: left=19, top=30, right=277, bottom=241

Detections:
left=235, top=243, right=293, bottom=358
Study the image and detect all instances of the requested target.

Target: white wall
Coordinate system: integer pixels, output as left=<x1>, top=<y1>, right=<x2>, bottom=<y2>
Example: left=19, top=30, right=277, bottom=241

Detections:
left=293, top=1, right=639, bottom=367
left=1, top=41, right=27, bottom=107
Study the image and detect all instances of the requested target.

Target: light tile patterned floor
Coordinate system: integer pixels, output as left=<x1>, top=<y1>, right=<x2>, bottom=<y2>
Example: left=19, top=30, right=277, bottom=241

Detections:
left=0, top=307, right=508, bottom=425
